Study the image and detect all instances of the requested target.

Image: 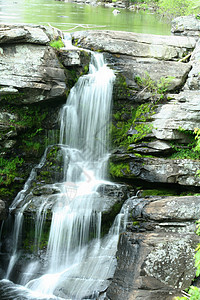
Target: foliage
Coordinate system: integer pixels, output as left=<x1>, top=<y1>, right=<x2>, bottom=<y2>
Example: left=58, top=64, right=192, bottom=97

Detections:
left=158, top=0, right=199, bottom=16
left=135, top=72, right=175, bottom=100
left=109, top=162, right=130, bottom=177
left=194, top=128, right=200, bottom=153
left=175, top=286, right=200, bottom=300
left=112, top=71, right=174, bottom=148
left=0, top=157, right=24, bottom=186
left=170, top=128, right=200, bottom=160
left=49, top=37, right=64, bottom=50
left=111, top=103, right=153, bottom=147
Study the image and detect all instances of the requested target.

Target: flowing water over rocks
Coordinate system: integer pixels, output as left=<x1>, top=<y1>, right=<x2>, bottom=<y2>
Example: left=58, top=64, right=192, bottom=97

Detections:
left=0, top=50, right=131, bottom=299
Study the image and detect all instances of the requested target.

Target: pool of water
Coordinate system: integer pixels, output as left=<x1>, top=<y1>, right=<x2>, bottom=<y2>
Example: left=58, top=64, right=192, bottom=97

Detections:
left=0, top=0, right=171, bottom=34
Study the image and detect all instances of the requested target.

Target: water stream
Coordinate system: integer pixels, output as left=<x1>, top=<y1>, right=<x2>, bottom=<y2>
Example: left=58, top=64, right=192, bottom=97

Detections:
left=0, top=46, right=130, bottom=299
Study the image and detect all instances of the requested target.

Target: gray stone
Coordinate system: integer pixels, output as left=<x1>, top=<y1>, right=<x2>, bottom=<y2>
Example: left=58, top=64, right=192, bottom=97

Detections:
left=152, top=91, right=200, bottom=140
left=0, top=23, right=62, bottom=45
left=0, top=86, right=18, bottom=95
left=171, top=16, right=200, bottom=37
left=184, top=39, right=200, bottom=90
left=111, top=154, right=200, bottom=186
left=107, top=195, right=200, bottom=300
left=128, top=140, right=172, bottom=154
left=111, top=56, right=191, bottom=94
left=72, top=30, right=196, bottom=60
left=0, top=43, right=66, bottom=103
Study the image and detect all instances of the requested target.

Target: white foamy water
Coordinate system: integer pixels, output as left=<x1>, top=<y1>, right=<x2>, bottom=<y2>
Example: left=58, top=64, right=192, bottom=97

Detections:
left=0, top=49, right=129, bottom=300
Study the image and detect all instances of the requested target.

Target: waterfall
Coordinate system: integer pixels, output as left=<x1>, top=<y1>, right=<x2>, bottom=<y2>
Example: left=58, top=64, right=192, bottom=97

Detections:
left=0, top=50, right=129, bottom=300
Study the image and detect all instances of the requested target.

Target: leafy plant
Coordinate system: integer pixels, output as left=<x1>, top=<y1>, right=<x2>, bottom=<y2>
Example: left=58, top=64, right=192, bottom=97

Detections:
left=175, top=286, right=200, bottom=300
left=158, top=0, right=199, bottom=16
left=135, top=72, right=175, bottom=100
left=49, top=37, right=64, bottom=50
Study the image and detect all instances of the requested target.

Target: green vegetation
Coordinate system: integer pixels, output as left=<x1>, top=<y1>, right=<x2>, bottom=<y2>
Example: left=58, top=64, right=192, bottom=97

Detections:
left=112, top=73, right=174, bottom=149
left=170, top=128, right=200, bottom=160
left=49, top=37, right=64, bottom=50
left=130, top=0, right=199, bottom=17
left=0, top=157, right=24, bottom=186
left=111, top=103, right=153, bottom=148
left=135, top=72, right=175, bottom=100
left=109, top=162, right=131, bottom=178
left=158, top=0, right=200, bottom=17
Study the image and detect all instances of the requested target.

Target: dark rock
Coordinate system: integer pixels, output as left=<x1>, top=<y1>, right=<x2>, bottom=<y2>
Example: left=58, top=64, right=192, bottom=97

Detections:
left=107, top=195, right=200, bottom=299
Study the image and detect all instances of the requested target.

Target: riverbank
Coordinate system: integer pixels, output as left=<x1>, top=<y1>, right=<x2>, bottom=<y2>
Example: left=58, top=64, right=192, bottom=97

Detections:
left=57, top=0, right=199, bottom=20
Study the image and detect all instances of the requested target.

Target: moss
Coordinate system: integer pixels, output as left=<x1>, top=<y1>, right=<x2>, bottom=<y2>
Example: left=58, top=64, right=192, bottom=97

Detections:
left=113, top=73, right=130, bottom=100
left=1, top=92, right=25, bottom=103
left=111, top=103, right=154, bottom=149
left=22, top=215, right=50, bottom=253
left=141, top=189, right=178, bottom=197
left=109, top=162, right=131, bottom=178
left=72, top=38, right=79, bottom=47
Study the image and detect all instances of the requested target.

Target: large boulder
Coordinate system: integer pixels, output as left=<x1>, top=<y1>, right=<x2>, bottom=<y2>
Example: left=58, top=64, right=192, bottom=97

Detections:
left=106, top=195, right=200, bottom=300
left=171, top=15, right=200, bottom=37
left=72, top=30, right=196, bottom=60
left=110, top=154, right=200, bottom=186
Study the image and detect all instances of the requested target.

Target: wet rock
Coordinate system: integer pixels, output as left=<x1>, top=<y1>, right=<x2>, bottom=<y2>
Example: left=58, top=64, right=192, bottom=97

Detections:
left=0, top=200, right=6, bottom=220
left=106, top=195, right=200, bottom=300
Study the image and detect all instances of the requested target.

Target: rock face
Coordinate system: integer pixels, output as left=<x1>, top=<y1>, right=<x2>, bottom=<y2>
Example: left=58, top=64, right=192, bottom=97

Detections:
left=1, top=20, right=200, bottom=300
left=72, top=27, right=200, bottom=188
left=106, top=195, right=200, bottom=300
left=72, top=19, right=200, bottom=300
left=0, top=24, right=90, bottom=205
left=0, top=24, right=67, bottom=104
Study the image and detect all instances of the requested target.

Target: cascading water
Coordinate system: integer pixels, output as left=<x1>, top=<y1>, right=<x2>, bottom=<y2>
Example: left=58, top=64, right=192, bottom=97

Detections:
left=0, top=48, right=129, bottom=300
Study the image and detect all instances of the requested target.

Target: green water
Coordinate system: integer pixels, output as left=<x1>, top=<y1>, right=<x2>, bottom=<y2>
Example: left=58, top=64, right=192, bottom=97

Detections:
left=0, top=0, right=171, bottom=35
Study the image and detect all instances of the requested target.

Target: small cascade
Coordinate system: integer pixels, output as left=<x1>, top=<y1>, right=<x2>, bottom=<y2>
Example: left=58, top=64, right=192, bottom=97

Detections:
left=0, top=42, right=131, bottom=299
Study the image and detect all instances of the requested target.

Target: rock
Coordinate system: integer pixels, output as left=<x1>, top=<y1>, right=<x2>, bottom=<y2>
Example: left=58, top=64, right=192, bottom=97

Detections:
left=0, top=43, right=66, bottom=104
left=72, top=31, right=194, bottom=100
left=171, top=15, right=200, bottom=37
left=0, top=86, right=18, bottom=95
left=72, top=30, right=196, bottom=60
left=106, top=195, right=200, bottom=300
left=184, top=39, right=200, bottom=90
left=0, top=200, right=6, bottom=220
left=128, top=140, right=172, bottom=154
left=110, top=154, right=200, bottom=186
left=152, top=91, right=200, bottom=140
left=110, top=55, right=191, bottom=96
left=0, top=23, right=62, bottom=45
left=58, top=49, right=91, bottom=67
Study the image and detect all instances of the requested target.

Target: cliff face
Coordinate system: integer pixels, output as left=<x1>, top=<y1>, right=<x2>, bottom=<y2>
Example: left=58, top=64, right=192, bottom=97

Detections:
left=1, top=16, right=200, bottom=299
left=72, top=24, right=200, bottom=190
left=0, top=24, right=90, bottom=216
left=72, top=16, right=200, bottom=299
